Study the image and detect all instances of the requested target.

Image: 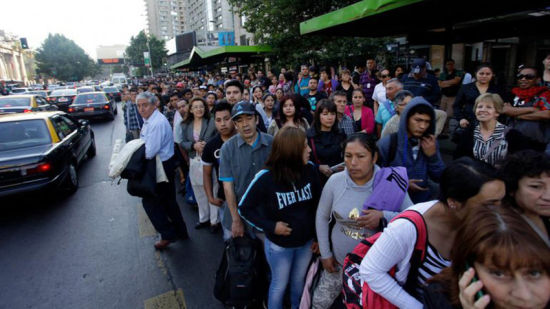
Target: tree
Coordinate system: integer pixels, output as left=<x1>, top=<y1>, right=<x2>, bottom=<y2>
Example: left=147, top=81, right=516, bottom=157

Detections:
left=228, top=0, right=393, bottom=69
left=35, top=34, right=98, bottom=81
left=125, top=31, right=167, bottom=76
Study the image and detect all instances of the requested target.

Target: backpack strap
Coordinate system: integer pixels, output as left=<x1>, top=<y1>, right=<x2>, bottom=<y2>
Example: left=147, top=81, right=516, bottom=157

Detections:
left=384, top=133, right=398, bottom=167
left=309, top=137, right=321, bottom=165
left=389, top=210, right=429, bottom=297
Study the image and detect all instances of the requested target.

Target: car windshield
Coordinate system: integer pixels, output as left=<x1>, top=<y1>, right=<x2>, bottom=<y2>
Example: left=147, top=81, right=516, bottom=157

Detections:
left=74, top=93, right=107, bottom=104
left=50, top=90, right=76, bottom=96
left=0, top=97, right=31, bottom=107
left=0, top=120, right=52, bottom=151
left=11, top=88, right=27, bottom=93
left=103, top=87, right=117, bottom=93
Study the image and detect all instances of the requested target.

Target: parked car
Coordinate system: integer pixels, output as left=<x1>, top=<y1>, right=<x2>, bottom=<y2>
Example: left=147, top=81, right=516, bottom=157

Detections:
left=0, top=111, right=95, bottom=197
left=67, top=92, right=117, bottom=120
left=102, top=86, right=121, bottom=102
left=48, top=89, right=77, bottom=111
left=27, top=90, right=49, bottom=97
left=0, top=95, right=58, bottom=113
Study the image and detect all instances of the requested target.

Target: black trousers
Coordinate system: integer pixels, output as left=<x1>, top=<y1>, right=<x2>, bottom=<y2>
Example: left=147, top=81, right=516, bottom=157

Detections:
left=141, top=156, right=189, bottom=241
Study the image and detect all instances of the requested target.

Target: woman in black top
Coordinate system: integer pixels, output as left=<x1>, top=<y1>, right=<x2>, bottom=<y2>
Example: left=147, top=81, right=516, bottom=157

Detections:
left=307, top=99, right=346, bottom=187
left=453, top=64, right=507, bottom=130
left=336, top=68, right=358, bottom=103
left=239, top=126, right=321, bottom=309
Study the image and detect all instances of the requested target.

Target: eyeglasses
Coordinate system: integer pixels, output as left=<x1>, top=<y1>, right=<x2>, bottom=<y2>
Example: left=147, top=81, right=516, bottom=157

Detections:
left=192, top=106, right=205, bottom=110
left=517, top=74, right=536, bottom=80
left=380, top=75, right=389, bottom=78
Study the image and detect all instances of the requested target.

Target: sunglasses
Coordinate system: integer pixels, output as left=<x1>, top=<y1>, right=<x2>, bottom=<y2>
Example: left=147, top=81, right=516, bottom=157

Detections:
left=380, top=75, right=390, bottom=78
left=517, top=74, right=536, bottom=80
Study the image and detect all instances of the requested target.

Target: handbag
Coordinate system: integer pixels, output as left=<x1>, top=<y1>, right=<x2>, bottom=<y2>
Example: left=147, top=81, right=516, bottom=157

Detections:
left=189, top=156, right=204, bottom=186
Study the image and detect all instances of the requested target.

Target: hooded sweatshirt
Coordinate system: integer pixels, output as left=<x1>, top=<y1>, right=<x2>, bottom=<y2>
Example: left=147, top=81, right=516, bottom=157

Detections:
left=376, top=97, right=445, bottom=203
left=315, top=166, right=413, bottom=264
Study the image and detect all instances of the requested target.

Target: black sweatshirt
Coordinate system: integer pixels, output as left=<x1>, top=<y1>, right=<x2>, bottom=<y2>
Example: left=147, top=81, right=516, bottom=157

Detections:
left=238, top=163, right=321, bottom=248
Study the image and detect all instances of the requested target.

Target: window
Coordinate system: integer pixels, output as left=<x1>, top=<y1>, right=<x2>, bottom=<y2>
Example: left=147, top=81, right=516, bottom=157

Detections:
left=0, top=120, right=51, bottom=150
left=51, top=116, right=74, bottom=140
left=60, top=116, right=78, bottom=131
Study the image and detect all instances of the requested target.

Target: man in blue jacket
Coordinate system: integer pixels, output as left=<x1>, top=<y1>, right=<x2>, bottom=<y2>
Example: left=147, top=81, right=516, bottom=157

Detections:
left=376, top=97, right=445, bottom=203
left=401, top=58, right=441, bottom=107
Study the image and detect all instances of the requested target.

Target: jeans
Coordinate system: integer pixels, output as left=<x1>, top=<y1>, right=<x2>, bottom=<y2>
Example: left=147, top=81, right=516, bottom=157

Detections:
left=264, top=238, right=313, bottom=309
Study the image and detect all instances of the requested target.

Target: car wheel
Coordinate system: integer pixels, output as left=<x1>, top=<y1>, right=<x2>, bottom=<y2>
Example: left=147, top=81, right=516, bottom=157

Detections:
left=107, top=110, right=115, bottom=121
left=62, top=162, right=79, bottom=195
left=87, top=136, right=96, bottom=158
left=113, top=103, right=118, bottom=115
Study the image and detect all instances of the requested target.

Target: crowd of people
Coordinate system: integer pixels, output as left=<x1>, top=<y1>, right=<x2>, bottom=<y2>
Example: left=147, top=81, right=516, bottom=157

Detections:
left=121, top=53, right=550, bottom=309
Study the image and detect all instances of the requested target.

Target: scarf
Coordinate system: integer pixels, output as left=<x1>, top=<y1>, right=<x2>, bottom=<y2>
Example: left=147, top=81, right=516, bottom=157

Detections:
left=362, top=166, right=409, bottom=212
left=512, top=86, right=550, bottom=105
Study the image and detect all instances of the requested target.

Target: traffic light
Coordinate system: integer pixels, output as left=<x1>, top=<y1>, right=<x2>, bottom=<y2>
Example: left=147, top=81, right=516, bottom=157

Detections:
left=20, top=38, right=29, bottom=49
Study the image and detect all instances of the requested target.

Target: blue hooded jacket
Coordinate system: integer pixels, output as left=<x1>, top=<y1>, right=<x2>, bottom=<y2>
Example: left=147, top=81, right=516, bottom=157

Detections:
left=376, top=97, right=445, bottom=203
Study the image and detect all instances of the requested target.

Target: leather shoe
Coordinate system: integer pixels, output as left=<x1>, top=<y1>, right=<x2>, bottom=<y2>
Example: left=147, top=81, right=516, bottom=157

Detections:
left=195, top=221, right=209, bottom=229
left=154, top=239, right=171, bottom=250
left=209, top=223, right=221, bottom=234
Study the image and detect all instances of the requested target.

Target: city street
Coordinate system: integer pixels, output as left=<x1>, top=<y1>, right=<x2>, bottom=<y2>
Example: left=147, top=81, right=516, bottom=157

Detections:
left=0, top=105, right=225, bottom=309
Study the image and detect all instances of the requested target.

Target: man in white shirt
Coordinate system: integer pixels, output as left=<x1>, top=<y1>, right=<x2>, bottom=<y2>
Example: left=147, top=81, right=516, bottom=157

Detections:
left=137, top=92, right=189, bottom=250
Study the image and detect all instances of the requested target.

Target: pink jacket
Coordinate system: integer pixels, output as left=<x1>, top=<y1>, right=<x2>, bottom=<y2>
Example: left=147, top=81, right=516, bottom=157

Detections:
left=345, top=105, right=375, bottom=134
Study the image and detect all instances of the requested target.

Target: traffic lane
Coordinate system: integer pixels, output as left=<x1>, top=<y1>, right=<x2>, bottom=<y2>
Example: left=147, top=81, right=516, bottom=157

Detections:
left=0, top=107, right=176, bottom=309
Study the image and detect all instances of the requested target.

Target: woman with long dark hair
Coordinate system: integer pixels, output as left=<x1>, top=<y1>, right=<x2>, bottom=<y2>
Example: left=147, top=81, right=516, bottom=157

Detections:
left=239, top=126, right=321, bottom=309
left=307, top=99, right=346, bottom=185
left=267, top=94, right=309, bottom=136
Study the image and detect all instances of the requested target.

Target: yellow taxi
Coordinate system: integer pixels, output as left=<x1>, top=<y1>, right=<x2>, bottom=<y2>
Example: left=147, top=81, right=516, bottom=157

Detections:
left=0, top=94, right=58, bottom=113
left=0, top=111, right=95, bottom=197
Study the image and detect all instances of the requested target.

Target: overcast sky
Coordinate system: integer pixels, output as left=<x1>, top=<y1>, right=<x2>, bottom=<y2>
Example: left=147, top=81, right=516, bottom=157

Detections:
left=0, top=0, right=147, bottom=59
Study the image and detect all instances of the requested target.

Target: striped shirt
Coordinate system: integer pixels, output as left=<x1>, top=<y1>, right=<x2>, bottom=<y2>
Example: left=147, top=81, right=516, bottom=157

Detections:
left=417, top=244, right=451, bottom=292
left=473, top=122, right=508, bottom=167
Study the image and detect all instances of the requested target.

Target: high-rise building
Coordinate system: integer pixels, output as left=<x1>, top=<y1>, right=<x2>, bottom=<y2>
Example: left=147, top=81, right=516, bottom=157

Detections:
left=183, top=0, right=253, bottom=46
left=144, top=0, right=186, bottom=41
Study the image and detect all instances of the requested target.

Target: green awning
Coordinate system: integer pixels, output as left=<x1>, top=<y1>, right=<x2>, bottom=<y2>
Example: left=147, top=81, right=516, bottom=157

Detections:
left=300, top=0, right=422, bottom=36
left=171, top=45, right=272, bottom=70
left=299, top=0, right=550, bottom=42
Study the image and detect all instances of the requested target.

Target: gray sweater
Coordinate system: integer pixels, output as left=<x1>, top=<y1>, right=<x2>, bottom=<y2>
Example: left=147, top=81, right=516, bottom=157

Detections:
left=315, top=166, right=413, bottom=264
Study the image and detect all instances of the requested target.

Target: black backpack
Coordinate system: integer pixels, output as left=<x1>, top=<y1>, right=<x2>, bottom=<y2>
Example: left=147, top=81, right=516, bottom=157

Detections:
left=214, top=236, right=268, bottom=308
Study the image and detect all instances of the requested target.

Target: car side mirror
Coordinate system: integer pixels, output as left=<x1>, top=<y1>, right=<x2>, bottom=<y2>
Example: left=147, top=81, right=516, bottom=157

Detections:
left=78, top=119, right=89, bottom=126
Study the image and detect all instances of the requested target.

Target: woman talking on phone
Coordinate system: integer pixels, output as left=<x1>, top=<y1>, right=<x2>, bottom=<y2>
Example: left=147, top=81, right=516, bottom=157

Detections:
left=359, top=158, right=506, bottom=309
left=422, top=205, right=550, bottom=309
left=238, top=126, right=321, bottom=309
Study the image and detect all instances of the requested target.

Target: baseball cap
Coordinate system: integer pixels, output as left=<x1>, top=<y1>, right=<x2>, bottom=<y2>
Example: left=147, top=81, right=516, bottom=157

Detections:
left=176, top=82, right=184, bottom=88
left=231, top=101, right=256, bottom=120
left=199, top=85, right=207, bottom=90
left=412, top=58, right=426, bottom=74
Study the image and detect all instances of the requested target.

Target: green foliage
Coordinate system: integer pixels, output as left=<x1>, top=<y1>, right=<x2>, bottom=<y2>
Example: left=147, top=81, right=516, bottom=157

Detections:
left=125, top=31, right=167, bottom=76
left=35, top=34, right=98, bottom=81
left=228, top=0, right=393, bottom=69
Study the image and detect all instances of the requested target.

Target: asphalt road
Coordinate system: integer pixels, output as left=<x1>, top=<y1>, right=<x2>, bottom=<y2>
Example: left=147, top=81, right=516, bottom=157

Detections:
left=0, top=105, right=226, bottom=309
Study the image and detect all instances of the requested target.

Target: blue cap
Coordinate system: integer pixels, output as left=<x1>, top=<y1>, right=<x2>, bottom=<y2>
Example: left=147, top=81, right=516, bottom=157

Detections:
left=231, top=101, right=256, bottom=120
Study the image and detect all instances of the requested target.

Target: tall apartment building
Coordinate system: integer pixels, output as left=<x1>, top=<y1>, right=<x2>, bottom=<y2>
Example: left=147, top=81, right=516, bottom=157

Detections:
left=183, top=0, right=254, bottom=46
left=144, top=0, right=186, bottom=41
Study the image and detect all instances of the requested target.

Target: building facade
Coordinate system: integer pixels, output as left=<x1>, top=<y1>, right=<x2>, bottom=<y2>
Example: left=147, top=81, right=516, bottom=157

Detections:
left=145, top=0, right=186, bottom=41
left=0, top=30, right=34, bottom=85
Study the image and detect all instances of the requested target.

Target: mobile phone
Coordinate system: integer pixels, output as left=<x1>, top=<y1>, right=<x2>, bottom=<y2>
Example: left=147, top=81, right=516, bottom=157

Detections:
left=465, top=261, right=485, bottom=301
